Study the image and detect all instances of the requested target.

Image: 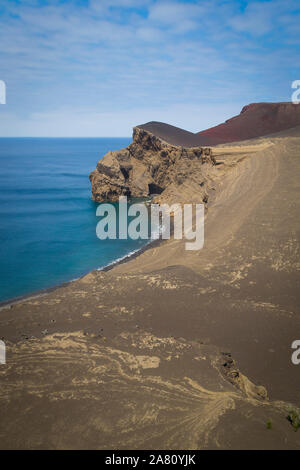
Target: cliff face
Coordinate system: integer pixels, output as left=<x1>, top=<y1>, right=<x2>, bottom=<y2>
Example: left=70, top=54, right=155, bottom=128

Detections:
left=89, top=127, right=216, bottom=204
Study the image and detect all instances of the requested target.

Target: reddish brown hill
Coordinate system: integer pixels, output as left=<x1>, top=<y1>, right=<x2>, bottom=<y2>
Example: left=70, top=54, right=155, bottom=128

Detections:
left=197, top=102, right=300, bottom=145
left=138, top=102, right=300, bottom=147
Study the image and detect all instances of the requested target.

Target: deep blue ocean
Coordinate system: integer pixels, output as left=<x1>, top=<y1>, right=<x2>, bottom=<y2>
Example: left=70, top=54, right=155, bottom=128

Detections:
left=0, top=138, right=149, bottom=303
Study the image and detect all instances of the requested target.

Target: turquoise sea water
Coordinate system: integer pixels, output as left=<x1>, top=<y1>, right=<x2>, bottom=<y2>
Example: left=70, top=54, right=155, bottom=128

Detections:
left=0, top=137, right=149, bottom=303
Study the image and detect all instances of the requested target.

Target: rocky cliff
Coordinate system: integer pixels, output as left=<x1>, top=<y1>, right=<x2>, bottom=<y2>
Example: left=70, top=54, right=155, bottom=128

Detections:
left=89, top=127, right=216, bottom=205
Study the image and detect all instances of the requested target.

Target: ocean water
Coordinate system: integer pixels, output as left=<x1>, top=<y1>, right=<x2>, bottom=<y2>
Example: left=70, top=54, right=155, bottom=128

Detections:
left=0, top=137, right=149, bottom=303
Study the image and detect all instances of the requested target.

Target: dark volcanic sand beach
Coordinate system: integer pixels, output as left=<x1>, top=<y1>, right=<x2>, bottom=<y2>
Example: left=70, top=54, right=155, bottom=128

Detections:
left=0, top=126, right=300, bottom=449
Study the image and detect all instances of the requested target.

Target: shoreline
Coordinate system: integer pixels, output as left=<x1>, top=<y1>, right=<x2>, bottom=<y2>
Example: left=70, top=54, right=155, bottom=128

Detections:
left=1, top=131, right=300, bottom=448
left=0, top=233, right=164, bottom=310
left=0, top=196, right=173, bottom=309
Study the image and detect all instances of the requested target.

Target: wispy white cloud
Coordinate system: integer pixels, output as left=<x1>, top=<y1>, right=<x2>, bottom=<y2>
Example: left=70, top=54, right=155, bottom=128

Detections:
left=0, top=0, right=299, bottom=136
left=229, top=0, right=300, bottom=37
left=148, top=1, right=204, bottom=32
left=229, top=2, right=273, bottom=36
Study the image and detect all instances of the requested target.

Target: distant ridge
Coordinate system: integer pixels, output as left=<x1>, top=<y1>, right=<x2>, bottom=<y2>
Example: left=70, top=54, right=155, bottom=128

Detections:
left=136, top=121, right=200, bottom=147
left=137, top=102, right=300, bottom=147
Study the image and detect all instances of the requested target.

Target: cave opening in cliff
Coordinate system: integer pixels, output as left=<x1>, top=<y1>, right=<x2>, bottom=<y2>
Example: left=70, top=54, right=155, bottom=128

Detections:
left=120, top=167, right=130, bottom=181
left=148, top=183, right=164, bottom=195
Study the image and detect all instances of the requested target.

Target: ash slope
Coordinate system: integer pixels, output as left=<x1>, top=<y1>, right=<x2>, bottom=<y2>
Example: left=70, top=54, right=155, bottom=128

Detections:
left=138, top=102, right=300, bottom=147
left=0, top=126, right=300, bottom=449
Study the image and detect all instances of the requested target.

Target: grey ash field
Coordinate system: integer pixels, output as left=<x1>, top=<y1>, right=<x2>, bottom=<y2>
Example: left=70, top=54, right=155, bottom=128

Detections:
left=1, top=104, right=300, bottom=449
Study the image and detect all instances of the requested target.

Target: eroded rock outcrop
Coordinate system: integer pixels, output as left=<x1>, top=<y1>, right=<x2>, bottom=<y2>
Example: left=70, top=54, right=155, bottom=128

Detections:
left=89, top=127, right=216, bottom=205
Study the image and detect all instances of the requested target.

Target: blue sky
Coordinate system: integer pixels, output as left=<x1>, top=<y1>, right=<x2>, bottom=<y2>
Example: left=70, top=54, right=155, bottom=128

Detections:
left=0, top=0, right=299, bottom=136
